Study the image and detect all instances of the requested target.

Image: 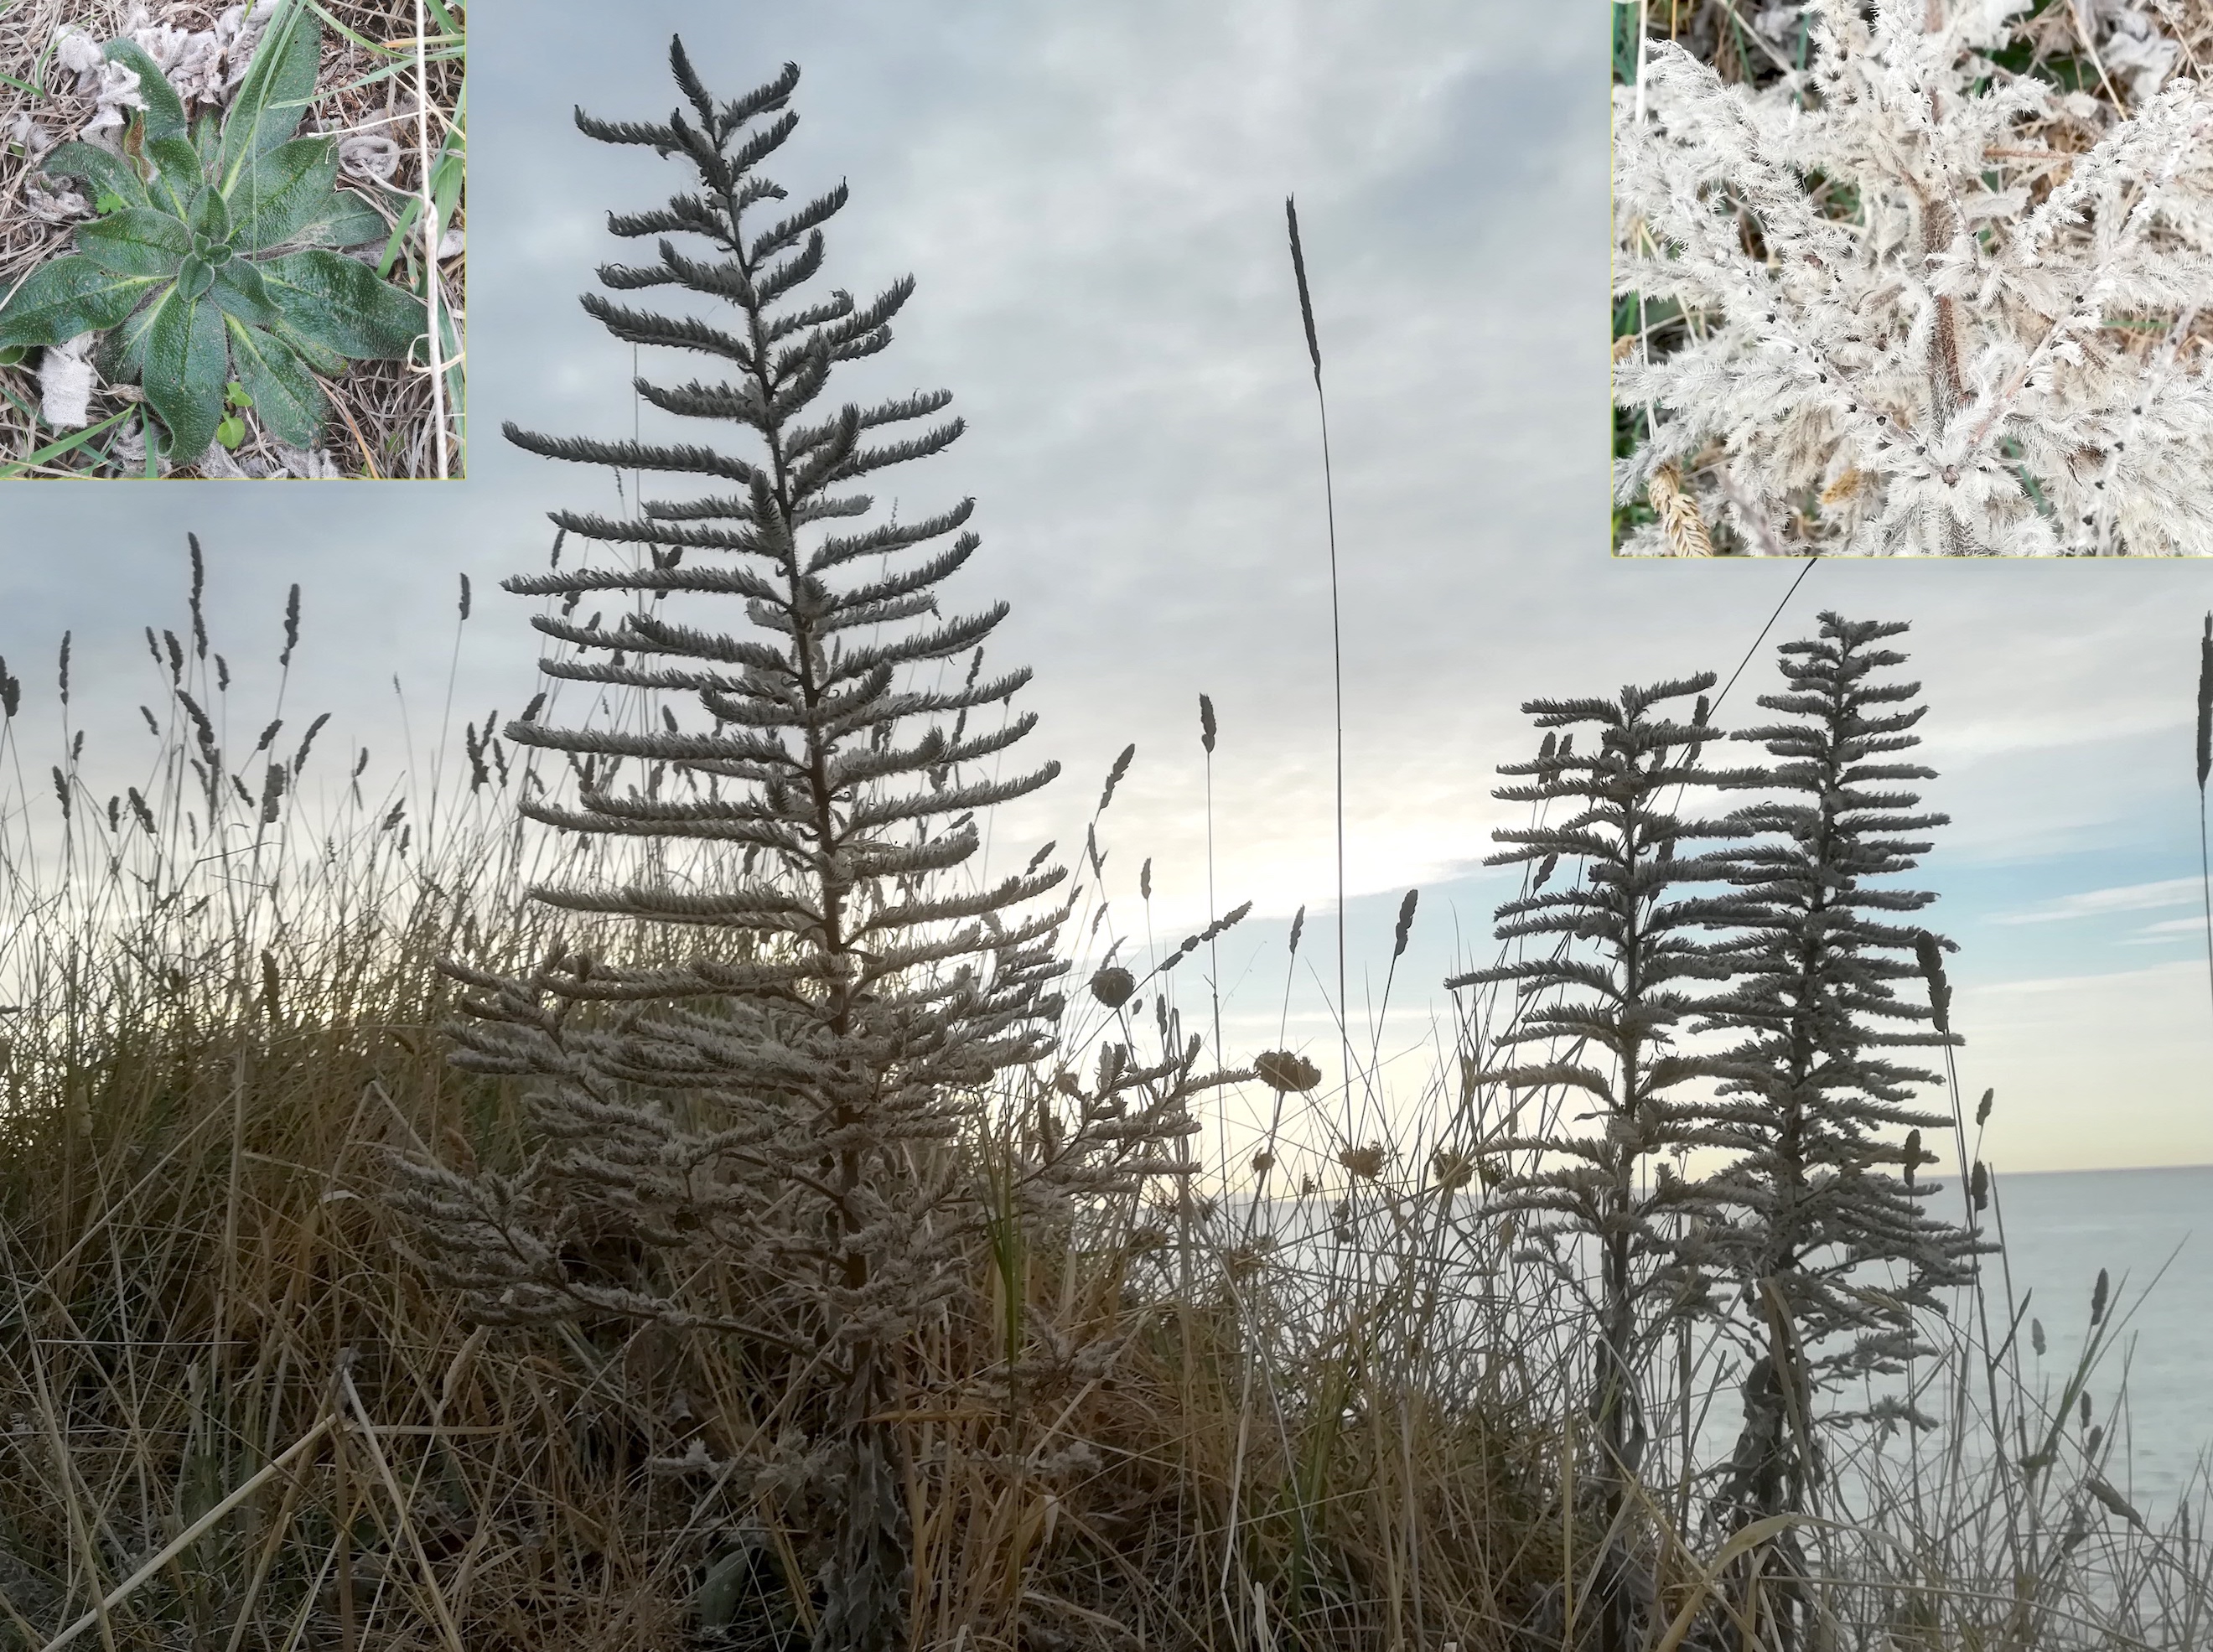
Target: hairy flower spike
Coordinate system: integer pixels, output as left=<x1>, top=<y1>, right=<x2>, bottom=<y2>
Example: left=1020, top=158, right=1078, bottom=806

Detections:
left=381, top=46, right=1213, bottom=1652
left=1450, top=668, right=1757, bottom=1507
left=1695, top=611, right=1982, bottom=1541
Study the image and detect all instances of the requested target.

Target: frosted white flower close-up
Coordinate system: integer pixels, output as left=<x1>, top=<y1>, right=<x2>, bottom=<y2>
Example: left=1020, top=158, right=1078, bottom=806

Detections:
left=1614, top=0, right=2213, bottom=556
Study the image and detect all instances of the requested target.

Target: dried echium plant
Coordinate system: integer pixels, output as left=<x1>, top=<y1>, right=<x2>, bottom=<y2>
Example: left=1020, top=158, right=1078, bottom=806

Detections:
left=1614, top=0, right=2213, bottom=556
left=379, top=41, right=1214, bottom=1652
left=1448, top=675, right=1756, bottom=1645
left=1693, top=614, right=1984, bottom=1648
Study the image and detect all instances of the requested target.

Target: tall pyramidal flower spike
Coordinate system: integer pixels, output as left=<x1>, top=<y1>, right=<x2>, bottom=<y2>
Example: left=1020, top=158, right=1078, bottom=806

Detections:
left=1614, top=0, right=2213, bottom=556
left=379, top=42, right=1214, bottom=1652
left=1695, top=614, right=1984, bottom=1562
left=1448, top=673, right=1760, bottom=1602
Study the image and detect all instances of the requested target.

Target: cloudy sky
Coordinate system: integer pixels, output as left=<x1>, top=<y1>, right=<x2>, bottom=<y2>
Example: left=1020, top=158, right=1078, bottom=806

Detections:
left=4, top=0, right=2211, bottom=1173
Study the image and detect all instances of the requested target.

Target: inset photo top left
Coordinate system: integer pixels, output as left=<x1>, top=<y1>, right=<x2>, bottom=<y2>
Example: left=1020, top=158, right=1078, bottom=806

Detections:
left=0, top=0, right=464, bottom=479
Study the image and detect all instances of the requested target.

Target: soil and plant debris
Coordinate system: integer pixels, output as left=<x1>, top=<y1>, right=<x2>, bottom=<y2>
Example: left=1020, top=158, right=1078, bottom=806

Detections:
left=0, top=0, right=464, bottom=479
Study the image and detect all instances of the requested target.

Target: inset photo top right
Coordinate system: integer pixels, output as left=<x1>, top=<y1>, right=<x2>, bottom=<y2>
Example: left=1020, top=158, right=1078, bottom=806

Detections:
left=1612, top=1, right=2213, bottom=556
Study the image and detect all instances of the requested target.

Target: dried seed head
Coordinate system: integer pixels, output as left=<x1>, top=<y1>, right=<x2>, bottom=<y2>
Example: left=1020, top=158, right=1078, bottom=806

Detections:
left=1820, top=467, right=1865, bottom=506
left=1645, top=462, right=1715, bottom=557
left=1285, top=196, right=1322, bottom=382
left=2091, top=1266, right=2110, bottom=1325
left=1251, top=1149, right=1275, bottom=1176
left=1430, top=1147, right=1474, bottom=1192
left=1089, top=966, right=1136, bottom=1009
left=2199, top=611, right=2212, bottom=791
left=1915, top=931, right=1951, bottom=1035
left=1199, top=693, right=1216, bottom=755
left=1253, top=1050, right=1321, bottom=1094
left=1976, top=1087, right=1993, bottom=1127
left=1337, top=1143, right=1386, bottom=1181
left=1392, top=888, right=1418, bottom=960
left=1970, top=1160, right=1988, bottom=1212
left=1096, top=743, right=1135, bottom=813
left=1288, top=904, right=1304, bottom=956
left=2031, top=1317, right=2046, bottom=1356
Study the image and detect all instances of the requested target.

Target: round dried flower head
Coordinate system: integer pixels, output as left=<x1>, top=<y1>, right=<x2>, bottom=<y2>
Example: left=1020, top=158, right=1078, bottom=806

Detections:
left=1338, top=1143, right=1387, bottom=1181
left=1088, top=965, right=1137, bottom=1008
left=1251, top=1149, right=1275, bottom=1175
left=1430, top=1147, right=1474, bottom=1192
left=1253, top=1050, right=1321, bottom=1093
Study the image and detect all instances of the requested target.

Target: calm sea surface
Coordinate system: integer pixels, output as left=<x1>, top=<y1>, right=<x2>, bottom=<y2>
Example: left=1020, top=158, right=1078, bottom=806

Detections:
left=1214, top=1164, right=2213, bottom=1518
left=1986, top=1164, right=2213, bottom=1512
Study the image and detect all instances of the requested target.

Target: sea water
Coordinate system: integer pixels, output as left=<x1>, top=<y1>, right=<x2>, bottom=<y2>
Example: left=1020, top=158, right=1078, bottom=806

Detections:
left=1195, top=1164, right=2213, bottom=1520
left=1985, top=1163, right=2213, bottom=1514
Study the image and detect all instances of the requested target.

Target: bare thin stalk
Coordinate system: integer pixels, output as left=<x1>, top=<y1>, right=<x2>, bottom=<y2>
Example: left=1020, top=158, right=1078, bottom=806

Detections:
left=417, top=0, right=448, bottom=480
left=1286, top=194, right=1350, bottom=1144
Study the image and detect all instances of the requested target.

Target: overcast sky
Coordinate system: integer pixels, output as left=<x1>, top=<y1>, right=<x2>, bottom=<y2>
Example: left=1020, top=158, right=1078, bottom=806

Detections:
left=3, top=0, right=2211, bottom=1173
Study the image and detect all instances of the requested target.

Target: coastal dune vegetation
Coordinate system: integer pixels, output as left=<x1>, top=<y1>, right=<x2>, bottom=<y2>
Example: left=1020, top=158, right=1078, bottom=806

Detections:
left=0, top=29, right=2205, bottom=1652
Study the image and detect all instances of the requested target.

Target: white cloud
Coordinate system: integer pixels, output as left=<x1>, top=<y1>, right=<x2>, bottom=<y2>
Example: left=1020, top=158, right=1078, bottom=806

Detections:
left=1993, top=878, right=2202, bottom=924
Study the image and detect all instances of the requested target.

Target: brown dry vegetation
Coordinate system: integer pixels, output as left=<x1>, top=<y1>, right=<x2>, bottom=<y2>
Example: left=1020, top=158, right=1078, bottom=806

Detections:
left=0, top=0, right=464, bottom=480
left=0, top=553, right=2206, bottom=1649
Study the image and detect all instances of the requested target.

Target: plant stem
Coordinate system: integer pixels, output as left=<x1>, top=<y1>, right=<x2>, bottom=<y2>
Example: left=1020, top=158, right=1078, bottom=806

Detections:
left=417, top=0, right=448, bottom=479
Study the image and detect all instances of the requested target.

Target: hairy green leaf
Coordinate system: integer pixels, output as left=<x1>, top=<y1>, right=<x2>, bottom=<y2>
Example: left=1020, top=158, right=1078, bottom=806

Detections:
left=259, top=249, right=427, bottom=360
left=212, top=258, right=284, bottom=329
left=306, top=195, right=390, bottom=251
left=101, top=41, right=189, bottom=142
left=0, top=256, right=164, bottom=348
left=39, top=142, right=153, bottom=213
left=2, top=13, right=431, bottom=464
left=187, top=185, right=232, bottom=248
left=75, top=210, right=191, bottom=279
left=272, top=321, right=345, bottom=375
left=218, top=3, right=321, bottom=184
left=225, top=318, right=324, bottom=448
left=143, top=290, right=229, bottom=458
left=100, top=285, right=176, bottom=384
left=226, top=139, right=381, bottom=252
left=144, top=136, right=205, bottom=218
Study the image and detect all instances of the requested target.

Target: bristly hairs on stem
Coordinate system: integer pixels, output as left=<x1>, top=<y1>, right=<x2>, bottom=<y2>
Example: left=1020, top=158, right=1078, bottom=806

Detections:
left=1286, top=194, right=1350, bottom=1141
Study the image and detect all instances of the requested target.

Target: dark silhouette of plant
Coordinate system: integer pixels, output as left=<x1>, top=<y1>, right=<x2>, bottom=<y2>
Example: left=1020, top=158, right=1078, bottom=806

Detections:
left=376, top=43, right=1218, bottom=1652
left=1695, top=612, right=1983, bottom=1650
left=1449, top=673, right=1755, bottom=1651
